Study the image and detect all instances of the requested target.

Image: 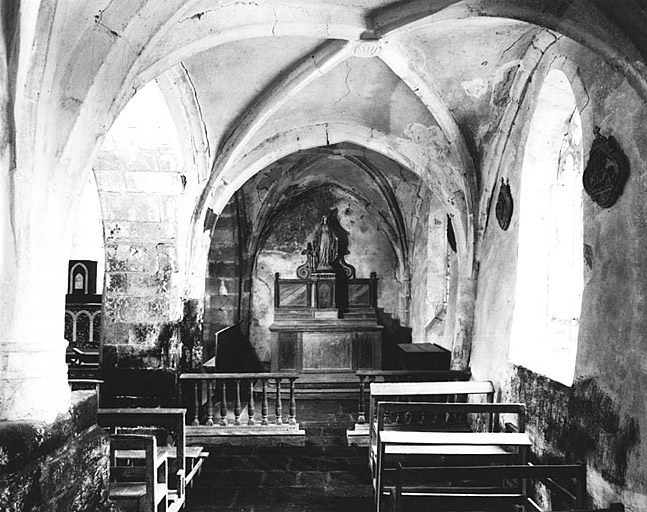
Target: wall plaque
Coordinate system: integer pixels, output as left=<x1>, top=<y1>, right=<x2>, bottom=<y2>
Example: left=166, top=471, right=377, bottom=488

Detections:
left=495, top=178, right=513, bottom=231
left=583, top=127, right=629, bottom=208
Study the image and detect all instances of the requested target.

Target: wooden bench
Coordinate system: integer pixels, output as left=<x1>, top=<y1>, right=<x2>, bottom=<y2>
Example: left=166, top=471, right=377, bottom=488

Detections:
left=98, top=408, right=208, bottom=509
left=109, top=434, right=169, bottom=512
left=368, top=381, right=496, bottom=472
left=376, top=431, right=532, bottom=512
left=347, top=369, right=472, bottom=446
left=371, top=401, right=526, bottom=485
left=389, top=463, right=618, bottom=512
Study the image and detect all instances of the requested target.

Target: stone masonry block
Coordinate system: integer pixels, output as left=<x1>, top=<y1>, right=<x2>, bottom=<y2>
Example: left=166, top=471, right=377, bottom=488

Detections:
left=105, top=243, right=158, bottom=273
left=209, top=244, right=238, bottom=260
left=159, top=195, right=179, bottom=224
left=156, top=243, right=178, bottom=273
left=122, top=171, right=183, bottom=194
left=208, top=261, right=239, bottom=277
left=105, top=221, right=176, bottom=243
left=212, top=215, right=237, bottom=232
left=94, top=149, right=159, bottom=173
left=104, top=296, right=170, bottom=324
left=93, top=170, right=126, bottom=192
left=101, top=191, right=161, bottom=222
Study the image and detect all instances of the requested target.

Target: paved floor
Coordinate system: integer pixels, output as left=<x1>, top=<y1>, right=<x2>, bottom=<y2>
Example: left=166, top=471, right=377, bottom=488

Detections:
left=184, top=397, right=373, bottom=512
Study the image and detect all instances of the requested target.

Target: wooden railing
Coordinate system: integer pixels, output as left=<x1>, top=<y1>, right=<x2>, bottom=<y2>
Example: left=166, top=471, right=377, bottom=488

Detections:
left=179, top=373, right=299, bottom=427
left=354, top=369, right=472, bottom=424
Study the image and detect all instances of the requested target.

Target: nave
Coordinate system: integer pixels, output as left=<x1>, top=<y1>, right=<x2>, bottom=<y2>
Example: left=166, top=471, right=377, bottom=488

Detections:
left=94, top=374, right=625, bottom=512
left=2, top=1, right=647, bottom=511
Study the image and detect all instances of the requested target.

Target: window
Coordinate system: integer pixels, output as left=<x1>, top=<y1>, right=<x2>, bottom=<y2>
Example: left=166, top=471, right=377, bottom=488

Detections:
left=508, top=69, right=583, bottom=386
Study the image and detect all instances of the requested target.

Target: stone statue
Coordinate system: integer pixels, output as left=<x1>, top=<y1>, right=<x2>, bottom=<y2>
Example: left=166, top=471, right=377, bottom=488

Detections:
left=314, top=216, right=338, bottom=271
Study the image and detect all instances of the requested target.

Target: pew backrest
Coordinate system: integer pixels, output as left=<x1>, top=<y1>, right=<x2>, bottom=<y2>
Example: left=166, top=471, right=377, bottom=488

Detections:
left=368, top=380, right=496, bottom=468
left=109, top=434, right=168, bottom=512
left=98, top=408, right=186, bottom=487
left=392, top=463, right=588, bottom=512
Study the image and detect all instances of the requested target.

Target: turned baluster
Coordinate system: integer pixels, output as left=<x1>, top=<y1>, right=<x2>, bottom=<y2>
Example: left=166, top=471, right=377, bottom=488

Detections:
left=275, top=378, right=283, bottom=425
left=220, top=380, right=228, bottom=426
left=234, top=379, right=242, bottom=426
left=288, top=377, right=297, bottom=425
left=205, top=380, right=214, bottom=426
left=192, top=381, right=200, bottom=426
left=357, top=375, right=366, bottom=424
left=248, top=380, right=256, bottom=426
left=261, top=379, right=269, bottom=425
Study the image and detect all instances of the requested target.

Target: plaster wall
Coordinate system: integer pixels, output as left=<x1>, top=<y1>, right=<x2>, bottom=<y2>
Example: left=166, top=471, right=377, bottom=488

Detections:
left=470, top=40, right=647, bottom=510
left=250, top=189, right=400, bottom=364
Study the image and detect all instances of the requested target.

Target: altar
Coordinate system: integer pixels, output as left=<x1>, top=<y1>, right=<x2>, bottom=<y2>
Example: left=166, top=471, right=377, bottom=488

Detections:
left=269, top=212, right=383, bottom=382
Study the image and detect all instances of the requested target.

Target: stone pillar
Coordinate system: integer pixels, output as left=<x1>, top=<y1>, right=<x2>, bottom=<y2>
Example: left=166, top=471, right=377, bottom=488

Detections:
left=0, top=209, right=71, bottom=422
left=0, top=339, right=70, bottom=422
left=398, top=273, right=411, bottom=327
left=450, top=275, right=476, bottom=370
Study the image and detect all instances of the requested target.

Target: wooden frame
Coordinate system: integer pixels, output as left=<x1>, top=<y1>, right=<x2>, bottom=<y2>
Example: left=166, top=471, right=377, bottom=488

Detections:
left=109, top=435, right=168, bottom=512
left=375, top=430, right=532, bottom=512
left=98, top=407, right=207, bottom=509
left=368, top=380, right=496, bottom=474
left=391, top=463, right=588, bottom=512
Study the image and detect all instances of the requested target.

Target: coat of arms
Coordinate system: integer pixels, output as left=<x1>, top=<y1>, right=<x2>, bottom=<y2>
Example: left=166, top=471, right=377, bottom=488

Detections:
left=583, top=127, right=629, bottom=208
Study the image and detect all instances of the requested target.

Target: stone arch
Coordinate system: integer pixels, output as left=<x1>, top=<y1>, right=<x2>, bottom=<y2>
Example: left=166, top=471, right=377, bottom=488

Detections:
left=477, top=29, right=595, bottom=254
left=184, top=121, right=475, bottom=366
left=186, top=122, right=473, bottom=295
left=373, top=0, right=647, bottom=99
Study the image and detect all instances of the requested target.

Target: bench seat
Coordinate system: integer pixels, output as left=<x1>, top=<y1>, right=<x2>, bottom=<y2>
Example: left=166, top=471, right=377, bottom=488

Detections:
left=375, top=431, right=531, bottom=512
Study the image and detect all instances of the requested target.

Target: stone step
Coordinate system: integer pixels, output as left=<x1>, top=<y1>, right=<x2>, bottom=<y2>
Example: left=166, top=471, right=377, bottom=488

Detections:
left=192, top=468, right=371, bottom=489
left=185, top=487, right=373, bottom=512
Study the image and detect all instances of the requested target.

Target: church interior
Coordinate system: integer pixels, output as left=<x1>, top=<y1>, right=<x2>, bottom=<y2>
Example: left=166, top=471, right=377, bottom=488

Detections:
left=1, top=1, right=647, bottom=511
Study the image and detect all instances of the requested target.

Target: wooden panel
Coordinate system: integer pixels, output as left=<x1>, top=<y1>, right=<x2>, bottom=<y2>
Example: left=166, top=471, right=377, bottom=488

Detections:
left=380, top=431, right=532, bottom=446
left=356, top=332, right=375, bottom=369
left=348, top=282, right=371, bottom=307
left=278, top=332, right=299, bottom=370
left=302, top=332, right=352, bottom=371
left=278, top=282, right=309, bottom=307
left=370, top=380, right=494, bottom=397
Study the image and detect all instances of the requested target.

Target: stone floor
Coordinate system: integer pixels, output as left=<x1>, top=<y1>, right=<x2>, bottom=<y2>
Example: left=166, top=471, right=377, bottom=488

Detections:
left=184, top=397, right=373, bottom=512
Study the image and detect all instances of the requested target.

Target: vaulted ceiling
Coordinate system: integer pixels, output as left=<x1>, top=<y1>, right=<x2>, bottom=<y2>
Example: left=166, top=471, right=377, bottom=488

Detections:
left=11, top=0, right=647, bottom=287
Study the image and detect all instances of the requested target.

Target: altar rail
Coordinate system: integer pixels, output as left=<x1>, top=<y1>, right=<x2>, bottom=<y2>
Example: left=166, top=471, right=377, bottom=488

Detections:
left=179, top=373, right=299, bottom=427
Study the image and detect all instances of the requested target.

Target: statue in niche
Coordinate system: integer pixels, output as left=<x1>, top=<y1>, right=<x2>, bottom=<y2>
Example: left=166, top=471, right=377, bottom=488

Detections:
left=314, top=216, right=338, bottom=271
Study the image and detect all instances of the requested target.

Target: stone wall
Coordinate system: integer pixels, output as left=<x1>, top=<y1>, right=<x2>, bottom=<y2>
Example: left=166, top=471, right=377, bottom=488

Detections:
left=470, top=38, right=647, bottom=509
left=0, top=391, right=110, bottom=512
left=250, top=188, right=400, bottom=365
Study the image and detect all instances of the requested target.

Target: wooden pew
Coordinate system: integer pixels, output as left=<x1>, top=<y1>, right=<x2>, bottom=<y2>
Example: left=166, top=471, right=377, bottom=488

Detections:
left=389, top=463, right=619, bottom=512
left=98, top=408, right=208, bottom=509
left=373, top=401, right=526, bottom=483
left=375, top=430, right=532, bottom=512
left=368, top=380, right=496, bottom=476
left=109, top=434, right=168, bottom=512
left=347, top=369, right=472, bottom=446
